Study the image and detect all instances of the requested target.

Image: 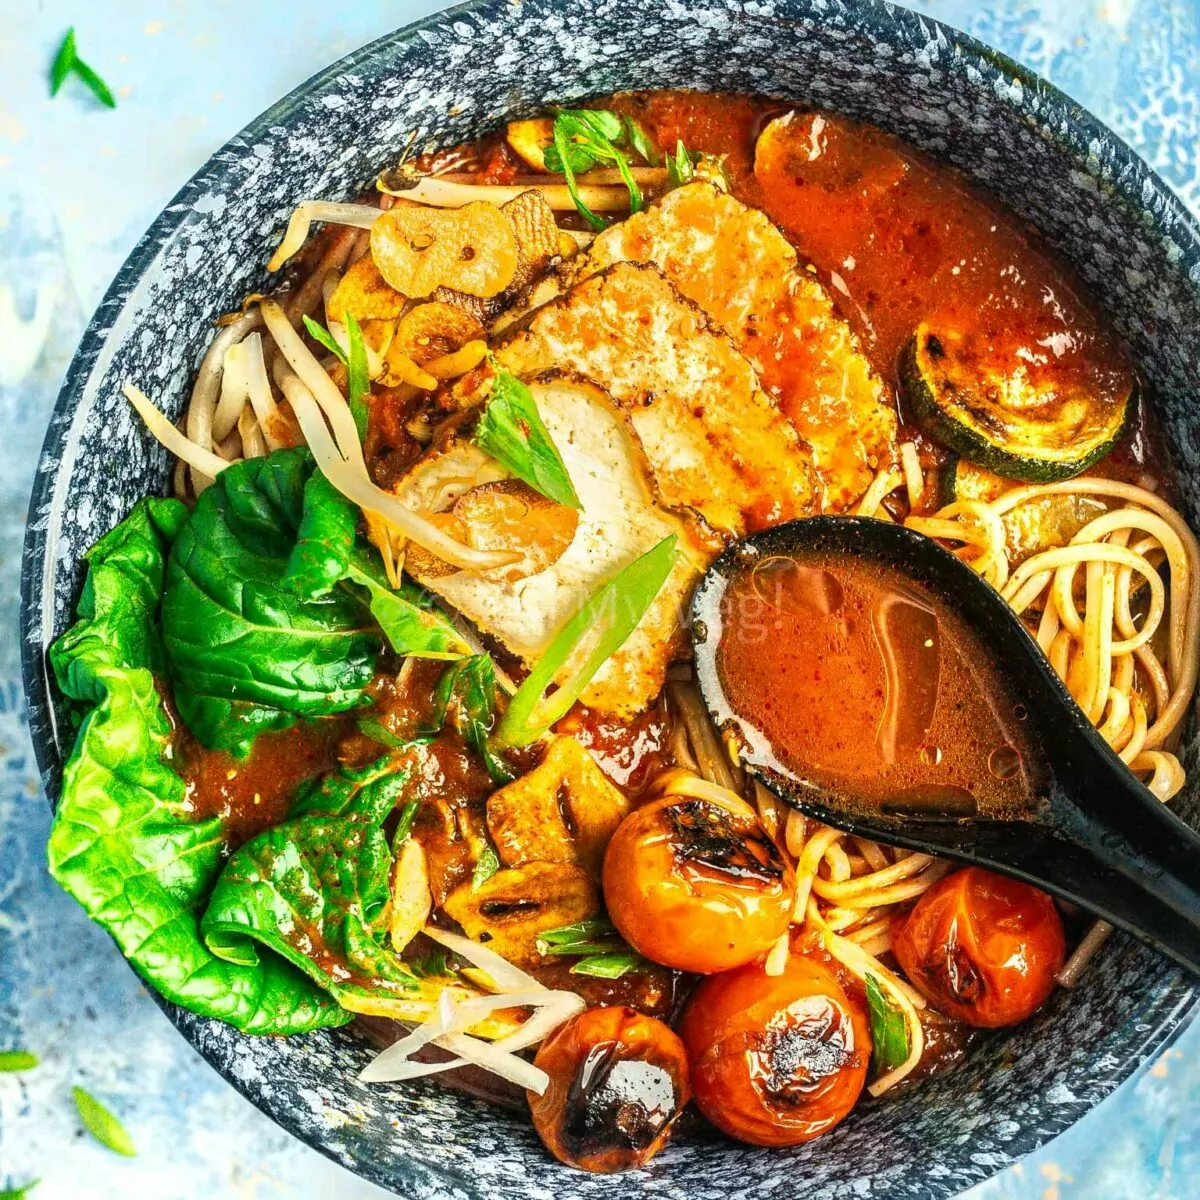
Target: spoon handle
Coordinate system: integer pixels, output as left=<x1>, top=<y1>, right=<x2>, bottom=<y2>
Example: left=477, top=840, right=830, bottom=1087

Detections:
left=982, top=770, right=1200, bottom=976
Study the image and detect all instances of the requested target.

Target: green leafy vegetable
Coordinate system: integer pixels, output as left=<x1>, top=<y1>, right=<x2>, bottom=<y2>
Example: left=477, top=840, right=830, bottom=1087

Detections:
left=471, top=844, right=501, bottom=889
left=302, top=314, right=369, bottom=440
left=666, top=139, right=702, bottom=188
left=393, top=799, right=419, bottom=847
left=47, top=499, right=345, bottom=1035
left=536, top=917, right=648, bottom=977
left=0, top=1051, right=38, bottom=1072
left=283, top=467, right=358, bottom=599
left=345, top=553, right=470, bottom=661
left=357, top=716, right=410, bottom=749
left=623, top=115, right=660, bottom=166
left=166, top=445, right=467, bottom=752
left=865, top=974, right=909, bottom=1074
left=544, top=108, right=652, bottom=229
left=163, top=448, right=380, bottom=753
left=429, top=654, right=513, bottom=783
left=72, top=1088, right=136, bottom=1157
left=0, top=1181, right=38, bottom=1200
left=571, top=952, right=646, bottom=979
left=495, top=535, right=678, bottom=747
left=202, top=755, right=439, bottom=1013
left=345, top=313, right=371, bottom=441
left=49, top=28, right=116, bottom=108
left=474, top=367, right=580, bottom=509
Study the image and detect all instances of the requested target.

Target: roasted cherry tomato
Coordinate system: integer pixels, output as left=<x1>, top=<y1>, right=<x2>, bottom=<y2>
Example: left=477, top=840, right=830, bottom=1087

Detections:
left=679, top=953, right=870, bottom=1147
left=892, top=866, right=1066, bottom=1028
left=602, top=796, right=796, bottom=973
left=529, top=1006, right=690, bottom=1173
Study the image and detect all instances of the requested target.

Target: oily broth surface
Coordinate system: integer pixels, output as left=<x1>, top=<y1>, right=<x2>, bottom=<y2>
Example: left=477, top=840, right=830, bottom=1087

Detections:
left=713, top=554, right=1040, bottom=819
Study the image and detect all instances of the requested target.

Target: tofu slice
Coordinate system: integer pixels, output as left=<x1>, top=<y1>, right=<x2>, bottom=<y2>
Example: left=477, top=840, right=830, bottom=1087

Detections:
left=394, top=375, right=710, bottom=716
left=495, top=261, right=818, bottom=537
left=569, top=182, right=898, bottom=511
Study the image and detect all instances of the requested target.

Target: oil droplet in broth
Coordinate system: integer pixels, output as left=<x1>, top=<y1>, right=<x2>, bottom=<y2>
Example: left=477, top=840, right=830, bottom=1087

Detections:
left=988, top=744, right=1022, bottom=780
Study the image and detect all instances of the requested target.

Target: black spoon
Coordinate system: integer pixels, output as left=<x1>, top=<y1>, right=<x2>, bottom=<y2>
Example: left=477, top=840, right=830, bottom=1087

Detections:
left=691, top=515, right=1200, bottom=976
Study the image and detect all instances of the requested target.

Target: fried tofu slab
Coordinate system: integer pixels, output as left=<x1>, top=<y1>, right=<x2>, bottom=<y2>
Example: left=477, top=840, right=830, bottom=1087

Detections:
left=569, top=182, right=898, bottom=511
left=394, top=375, right=709, bottom=715
left=495, top=261, right=819, bottom=537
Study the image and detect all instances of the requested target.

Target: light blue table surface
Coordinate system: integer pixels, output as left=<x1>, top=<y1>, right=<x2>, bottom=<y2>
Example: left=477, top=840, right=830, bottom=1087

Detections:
left=2, top=2, right=1199, bottom=1196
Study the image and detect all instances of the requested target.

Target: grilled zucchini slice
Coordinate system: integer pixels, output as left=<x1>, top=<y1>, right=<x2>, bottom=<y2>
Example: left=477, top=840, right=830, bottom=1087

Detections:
left=902, top=322, right=1130, bottom=482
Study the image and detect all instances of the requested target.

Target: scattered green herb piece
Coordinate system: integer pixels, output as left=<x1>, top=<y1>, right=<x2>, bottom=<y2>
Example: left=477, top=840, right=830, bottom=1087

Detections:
left=302, top=314, right=369, bottom=441
left=537, top=918, right=616, bottom=946
left=357, top=716, right=410, bottom=749
left=865, top=974, right=909, bottom=1074
left=623, top=115, right=660, bottom=166
left=410, top=948, right=453, bottom=978
left=49, top=28, right=116, bottom=108
left=0, top=1180, right=39, bottom=1200
left=474, top=365, right=580, bottom=509
left=345, top=313, right=370, bottom=442
left=571, top=952, right=647, bottom=979
left=49, top=29, right=77, bottom=95
left=428, top=654, right=513, bottom=783
left=666, top=139, right=702, bottom=188
left=544, top=108, right=650, bottom=228
left=72, top=1088, right=137, bottom=1158
left=495, top=535, right=678, bottom=747
left=393, top=800, right=419, bottom=848
left=471, top=844, right=501, bottom=889
left=537, top=918, right=648, bottom=977
left=0, top=1051, right=38, bottom=1073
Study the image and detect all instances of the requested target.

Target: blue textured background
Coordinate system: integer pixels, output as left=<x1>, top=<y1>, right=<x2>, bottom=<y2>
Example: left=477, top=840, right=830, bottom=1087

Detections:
left=1, top=2, right=1198, bottom=1196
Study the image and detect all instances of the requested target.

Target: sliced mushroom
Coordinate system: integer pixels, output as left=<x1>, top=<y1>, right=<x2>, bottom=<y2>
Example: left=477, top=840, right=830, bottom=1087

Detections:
left=390, top=838, right=432, bottom=953
left=487, top=737, right=630, bottom=873
left=442, top=862, right=600, bottom=965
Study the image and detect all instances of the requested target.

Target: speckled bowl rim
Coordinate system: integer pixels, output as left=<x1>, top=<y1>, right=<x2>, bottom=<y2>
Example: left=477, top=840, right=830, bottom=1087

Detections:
left=19, top=0, right=1200, bottom=1195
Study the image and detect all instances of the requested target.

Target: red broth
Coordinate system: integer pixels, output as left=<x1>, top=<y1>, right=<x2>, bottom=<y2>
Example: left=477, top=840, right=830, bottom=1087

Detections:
left=712, top=554, right=1039, bottom=818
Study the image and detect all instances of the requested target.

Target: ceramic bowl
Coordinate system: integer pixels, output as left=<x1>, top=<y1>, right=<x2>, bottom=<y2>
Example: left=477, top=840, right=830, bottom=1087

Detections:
left=20, top=1, right=1200, bottom=1196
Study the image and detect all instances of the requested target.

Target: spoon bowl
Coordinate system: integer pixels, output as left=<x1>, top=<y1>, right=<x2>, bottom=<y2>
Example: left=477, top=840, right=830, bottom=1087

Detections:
left=691, top=516, right=1200, bottom=975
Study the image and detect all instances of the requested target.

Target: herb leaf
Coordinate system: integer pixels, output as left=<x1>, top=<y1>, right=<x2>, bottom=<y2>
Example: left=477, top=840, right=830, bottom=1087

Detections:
left=536, top=917, right=648, bottom=977
left=495, top=535, right=678, bottom=746
left=302, top=314, right=368, bottom=440
left=50, top=29, right=77, bottom=96
left=0, top=1181, right=39, bottom=1200
left=0, top=1051, right=38, bottom=1073
left=474, top=367, right=580, bottom=509
left=345, top=313, right=370, bottom=441
left=666, top=140, right=701, bottom=188
left=49, top=29, right=116, bottom=108
left=865, top=974, right=909, bottom=1074
left=543, top=108, right=652, bottom=227
left=72, top=1088, right=137, bottom=1158
left=571, top=952, right=646, bottom=979
left=70, top=59, right=117, bottom=109
left=428, top=654, right=513, bottom=783
left=551, top=116, right=606, bottom=231
left=471, top=844, right=501, bottom=889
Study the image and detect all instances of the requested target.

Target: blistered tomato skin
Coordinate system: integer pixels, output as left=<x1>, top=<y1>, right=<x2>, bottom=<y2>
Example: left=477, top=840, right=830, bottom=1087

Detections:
left=528, top=1006, right=691, bottom=1174
left=679, top=954, right=870, bottom=1147
left=892, top=866, right=1066, bottom=1029
left=602, top=796, right=797, bottom=974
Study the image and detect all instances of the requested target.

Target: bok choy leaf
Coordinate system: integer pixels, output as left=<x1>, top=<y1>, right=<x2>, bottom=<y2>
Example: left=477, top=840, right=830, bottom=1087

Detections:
left=47, top=498, right=347, bottom=1035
